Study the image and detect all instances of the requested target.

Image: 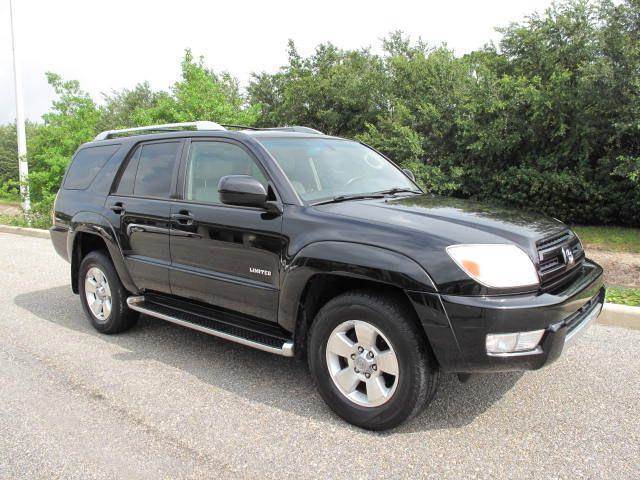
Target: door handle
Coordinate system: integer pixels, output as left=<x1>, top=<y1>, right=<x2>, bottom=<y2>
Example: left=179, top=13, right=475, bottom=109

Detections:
left=110, top=202, right=124, bottom=214
left=171, top=210, right=194, bottom=225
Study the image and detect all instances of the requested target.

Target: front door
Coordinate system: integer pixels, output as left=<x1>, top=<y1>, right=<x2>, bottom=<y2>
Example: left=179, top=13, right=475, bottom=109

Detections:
left=107, top=139, right=183, bottom=294
left=169, top=139, right=285, bottom=322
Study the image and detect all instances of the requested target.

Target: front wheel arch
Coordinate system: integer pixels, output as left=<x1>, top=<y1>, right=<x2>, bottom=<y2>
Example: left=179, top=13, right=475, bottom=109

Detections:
left=292, top=273, right=435, bottom=364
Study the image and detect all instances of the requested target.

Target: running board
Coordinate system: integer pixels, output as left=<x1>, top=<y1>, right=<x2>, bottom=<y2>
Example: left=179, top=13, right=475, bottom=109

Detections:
left=126, top=296, right=294, bottom=357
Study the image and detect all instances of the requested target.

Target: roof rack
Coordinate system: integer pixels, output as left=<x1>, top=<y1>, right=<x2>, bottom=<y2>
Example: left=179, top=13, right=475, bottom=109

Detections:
left=94, top=121, right=226, bottom=141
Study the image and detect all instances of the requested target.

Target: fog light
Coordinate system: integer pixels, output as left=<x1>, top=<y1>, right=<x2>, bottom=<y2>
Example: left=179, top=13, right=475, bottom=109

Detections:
left=486, top=330, right=545, bottom=355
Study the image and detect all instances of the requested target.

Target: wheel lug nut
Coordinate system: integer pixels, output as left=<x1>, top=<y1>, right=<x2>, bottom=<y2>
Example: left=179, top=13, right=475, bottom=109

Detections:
left=354, top=367, right=359, bottom=373
left=365, top=373, right=371, bottom=378
left=367, top=351, right=374, bottom=359
left=350, top=353, right=356, bottom=359
left=372, top=364, right=377, bottom=371
left=358, top=346, right=364, bottom=353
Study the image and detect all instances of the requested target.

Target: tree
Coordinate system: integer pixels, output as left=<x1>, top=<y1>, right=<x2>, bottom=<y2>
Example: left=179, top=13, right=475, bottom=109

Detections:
left=249, top=40, right=387, bottom=136
left=133, top=50, right=259, bottom=126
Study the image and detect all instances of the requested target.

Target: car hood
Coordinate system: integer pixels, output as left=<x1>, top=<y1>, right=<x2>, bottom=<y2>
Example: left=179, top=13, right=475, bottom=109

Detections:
left=310, top=195, right=570, bottom=294
left=316, top=194, right=566, bottom=245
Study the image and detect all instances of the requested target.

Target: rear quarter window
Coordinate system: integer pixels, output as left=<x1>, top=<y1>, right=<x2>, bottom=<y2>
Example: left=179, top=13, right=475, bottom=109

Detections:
left=64, top=144, right=121, bottom=190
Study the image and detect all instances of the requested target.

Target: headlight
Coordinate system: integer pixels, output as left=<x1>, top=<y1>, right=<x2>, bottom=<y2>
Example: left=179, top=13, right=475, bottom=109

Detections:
left=446, top=244, right=539, bottom=289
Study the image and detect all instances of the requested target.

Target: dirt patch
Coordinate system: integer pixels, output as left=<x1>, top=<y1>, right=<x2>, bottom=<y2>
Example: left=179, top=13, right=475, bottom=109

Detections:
left=0, top=203, right=21, bottom=216
left=586, top=248, right=640, bottom=288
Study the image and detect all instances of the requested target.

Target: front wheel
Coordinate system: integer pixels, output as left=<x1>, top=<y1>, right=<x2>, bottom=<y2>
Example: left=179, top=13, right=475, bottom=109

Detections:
left=308, top=290, right=439, bottom=430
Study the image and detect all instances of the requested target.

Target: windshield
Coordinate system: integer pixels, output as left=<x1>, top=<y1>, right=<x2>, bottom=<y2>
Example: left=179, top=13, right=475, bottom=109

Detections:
left=258, top=138, right=420, bottom=202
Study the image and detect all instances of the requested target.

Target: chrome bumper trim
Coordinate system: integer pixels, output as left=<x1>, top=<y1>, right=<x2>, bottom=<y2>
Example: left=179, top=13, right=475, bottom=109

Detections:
left=486, top=346, right=543, bottom=358
left=565, top=301, right=603, bottom=344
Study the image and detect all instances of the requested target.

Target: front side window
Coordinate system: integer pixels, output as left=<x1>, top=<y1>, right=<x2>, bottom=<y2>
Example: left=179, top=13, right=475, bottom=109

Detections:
left=133, top=142, right=181, bottom=198
left=257, top=138, right=418, bottom=202
left=185, top=141, right=268, bottom=204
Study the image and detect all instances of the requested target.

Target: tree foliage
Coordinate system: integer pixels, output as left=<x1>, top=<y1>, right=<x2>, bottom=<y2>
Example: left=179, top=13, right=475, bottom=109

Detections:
left=249, top=0, right=639, bottom=225
left=1, top=0, right=638, bottom=226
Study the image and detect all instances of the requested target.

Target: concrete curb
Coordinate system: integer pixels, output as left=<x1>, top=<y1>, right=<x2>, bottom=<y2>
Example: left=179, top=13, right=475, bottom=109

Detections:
left=599, top=303, right=640, bottom=330
left=0, top=223, right=638, bottom=328
left=0, top=224, right=50, bottom=239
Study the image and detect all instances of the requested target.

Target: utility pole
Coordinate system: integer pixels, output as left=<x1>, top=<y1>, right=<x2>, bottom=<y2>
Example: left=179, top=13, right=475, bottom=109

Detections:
left=9, top=0, right=30, bottom=215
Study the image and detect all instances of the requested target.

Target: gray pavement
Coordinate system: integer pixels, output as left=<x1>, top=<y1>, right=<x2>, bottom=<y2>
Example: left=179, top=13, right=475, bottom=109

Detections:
left=0, top=232, right=638, bottom=479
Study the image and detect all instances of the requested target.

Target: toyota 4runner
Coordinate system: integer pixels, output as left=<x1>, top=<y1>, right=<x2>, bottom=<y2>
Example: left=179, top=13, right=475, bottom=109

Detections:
left=51, top=121, right=605, bottom=430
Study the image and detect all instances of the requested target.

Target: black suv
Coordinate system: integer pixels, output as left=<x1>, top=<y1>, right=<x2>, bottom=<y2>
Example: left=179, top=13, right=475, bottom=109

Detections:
left=51, top=121, right=604, bottom=430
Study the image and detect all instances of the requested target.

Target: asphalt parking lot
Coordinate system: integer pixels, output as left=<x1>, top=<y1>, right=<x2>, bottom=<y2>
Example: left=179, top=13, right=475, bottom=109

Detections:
left=0, top=232, right=638, bottom=479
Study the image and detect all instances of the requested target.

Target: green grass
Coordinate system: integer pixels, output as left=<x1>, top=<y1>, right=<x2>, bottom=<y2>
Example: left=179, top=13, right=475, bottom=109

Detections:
left=572, top=226, right=640, bottom=253
left=606, top=286, right=640, bottom=307
left=0, top=197, right=19, bottom=206
left=0, top=213, right=51, bottom=230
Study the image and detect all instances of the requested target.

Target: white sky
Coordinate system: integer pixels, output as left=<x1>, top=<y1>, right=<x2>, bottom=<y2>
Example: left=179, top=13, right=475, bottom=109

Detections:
left=0, top=0, right=555, bottom=124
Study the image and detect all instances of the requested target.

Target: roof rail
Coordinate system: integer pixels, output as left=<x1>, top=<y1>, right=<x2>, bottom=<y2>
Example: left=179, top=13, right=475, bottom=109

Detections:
left=267, top=126, right=324, bottom=134
left=94, top=121, right=226, bottom=141
left=220, top=124, right=260, bottom=131
left=221, top=124, right=323, bottom=135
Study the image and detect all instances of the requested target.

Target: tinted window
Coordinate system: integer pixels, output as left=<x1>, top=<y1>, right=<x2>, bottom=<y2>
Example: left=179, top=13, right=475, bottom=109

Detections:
left=115, top=146, right=141, bottom=195
left=64, top=145, right=120, bottom=190
left=185, top=142, right=267, bottom=204
left=133, top=142, right=180, bottom=198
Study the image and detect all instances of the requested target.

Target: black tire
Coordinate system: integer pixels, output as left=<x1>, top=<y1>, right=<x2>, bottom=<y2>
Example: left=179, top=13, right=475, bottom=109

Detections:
left=78, top=250, right=138, bottom=334
left=308, top=290, right=439, bottom=430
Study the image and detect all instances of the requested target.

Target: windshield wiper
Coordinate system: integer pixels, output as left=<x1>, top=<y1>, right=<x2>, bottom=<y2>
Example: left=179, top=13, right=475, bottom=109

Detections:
left=313, top=193, right=385, bottom=205
left=376, top=187, right=422, bottom=196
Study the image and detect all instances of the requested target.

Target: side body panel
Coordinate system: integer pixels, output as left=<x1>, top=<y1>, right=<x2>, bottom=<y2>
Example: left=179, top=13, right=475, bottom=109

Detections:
left=169, top=202, right=285, bottom=322
left=105, top=196, right=172, bottom=294
left=278, top=240, right=436, bottom=332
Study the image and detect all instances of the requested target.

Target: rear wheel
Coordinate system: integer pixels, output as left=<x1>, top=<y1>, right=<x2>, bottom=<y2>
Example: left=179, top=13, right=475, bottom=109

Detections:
left=79, top=251, right=138, bottom=334
left=308, top=290, right=439, bottom=430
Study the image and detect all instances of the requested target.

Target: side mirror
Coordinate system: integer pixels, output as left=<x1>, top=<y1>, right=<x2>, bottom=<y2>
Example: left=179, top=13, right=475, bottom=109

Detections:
left=219, top=175, right=268, bottom=208
left=402, top=168, right=416, bottom=181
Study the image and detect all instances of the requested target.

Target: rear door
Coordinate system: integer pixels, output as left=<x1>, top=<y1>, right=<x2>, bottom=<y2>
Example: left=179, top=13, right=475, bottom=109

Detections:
left=107, top=140, right=183, bottom=294
left=169, top=138, right=285, bottom=322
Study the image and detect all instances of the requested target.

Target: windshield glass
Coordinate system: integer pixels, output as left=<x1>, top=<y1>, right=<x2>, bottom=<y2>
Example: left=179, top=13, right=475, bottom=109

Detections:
left=258, top=137, right=419, bottom=202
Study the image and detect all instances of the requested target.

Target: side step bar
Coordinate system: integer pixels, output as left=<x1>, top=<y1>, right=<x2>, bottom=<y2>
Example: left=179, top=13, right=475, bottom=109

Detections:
left=126, top=296, right=294, bottom=357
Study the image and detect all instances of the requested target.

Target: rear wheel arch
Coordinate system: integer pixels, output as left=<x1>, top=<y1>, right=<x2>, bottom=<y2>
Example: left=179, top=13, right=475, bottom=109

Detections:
left=69, top=223, right=136, bottom=295
left=71, top=231, right=108, bottom=293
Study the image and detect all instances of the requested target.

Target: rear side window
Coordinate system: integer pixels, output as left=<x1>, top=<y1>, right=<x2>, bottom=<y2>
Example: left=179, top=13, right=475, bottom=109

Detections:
left=114, top=147, right=141, bottom=195
left=114, top=141, right=180, bottom=198
left=134, top=142, right=180, bottom=198
left=64, top=145, right=120, bottom=190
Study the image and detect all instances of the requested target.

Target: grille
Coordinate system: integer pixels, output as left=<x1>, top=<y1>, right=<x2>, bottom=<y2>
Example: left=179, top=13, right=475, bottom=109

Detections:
left=536, top=230, right=585, bottom=291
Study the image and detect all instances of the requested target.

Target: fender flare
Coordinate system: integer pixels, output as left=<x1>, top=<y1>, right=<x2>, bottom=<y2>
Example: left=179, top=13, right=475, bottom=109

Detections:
left=278, top=241, right=436, bottom=332
left=67, top=211, right=138, bottom=294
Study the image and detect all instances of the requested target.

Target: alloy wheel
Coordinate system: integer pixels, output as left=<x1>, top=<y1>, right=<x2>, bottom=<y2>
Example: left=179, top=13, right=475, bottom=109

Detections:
left=325, top=320, right=399, bottom=407
left=84, top=266, right=112, bottom=322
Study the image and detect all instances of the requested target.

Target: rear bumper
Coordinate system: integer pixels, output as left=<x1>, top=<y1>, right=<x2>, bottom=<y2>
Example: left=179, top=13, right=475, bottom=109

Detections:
left=410, top=260, right=604, bottom=373
left=50, top=225, right=69, bottom=261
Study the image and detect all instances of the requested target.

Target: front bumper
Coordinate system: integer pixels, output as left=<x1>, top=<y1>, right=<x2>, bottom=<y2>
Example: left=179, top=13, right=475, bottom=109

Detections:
left=410, top=260, right=604, bottom=373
